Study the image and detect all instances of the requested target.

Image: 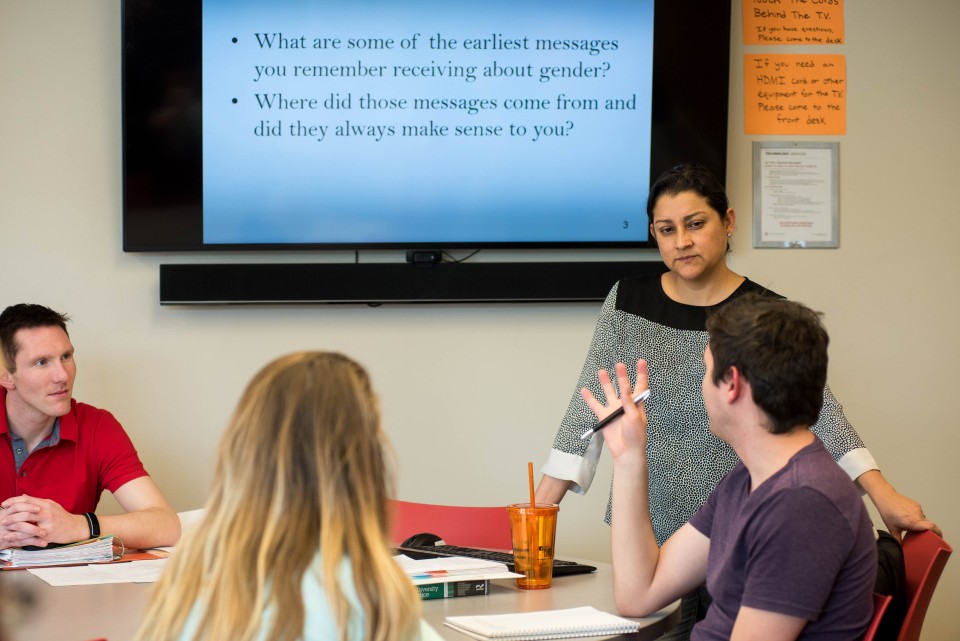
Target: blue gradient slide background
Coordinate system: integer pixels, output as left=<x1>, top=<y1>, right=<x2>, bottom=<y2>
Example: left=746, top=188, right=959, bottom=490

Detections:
left=202, top=0, right=653, bottom=245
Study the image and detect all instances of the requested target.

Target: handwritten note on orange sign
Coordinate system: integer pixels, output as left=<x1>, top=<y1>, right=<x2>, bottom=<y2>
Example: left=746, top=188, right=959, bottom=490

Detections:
left=742, top=0, right=844, bottom=45
left=744, top=54, right=845, bottom=134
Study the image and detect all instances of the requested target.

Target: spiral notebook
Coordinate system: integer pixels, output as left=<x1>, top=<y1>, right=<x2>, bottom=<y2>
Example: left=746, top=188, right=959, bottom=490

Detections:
left=0, top=536, right=120, bottom=569
left=444, top=606, right=640, bottom=640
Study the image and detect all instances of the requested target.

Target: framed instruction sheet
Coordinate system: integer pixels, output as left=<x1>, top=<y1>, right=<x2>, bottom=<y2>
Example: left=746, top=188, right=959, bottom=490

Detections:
left=752, top=141, right=839, bottom=248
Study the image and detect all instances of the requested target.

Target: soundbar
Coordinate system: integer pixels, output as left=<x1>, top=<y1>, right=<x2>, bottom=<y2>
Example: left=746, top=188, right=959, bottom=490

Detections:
left=159, top=262, right=664, bottom=304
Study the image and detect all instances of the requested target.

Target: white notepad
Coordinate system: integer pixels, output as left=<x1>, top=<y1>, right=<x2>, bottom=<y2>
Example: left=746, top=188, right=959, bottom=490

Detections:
left=444, top=606, right=640, bottom=640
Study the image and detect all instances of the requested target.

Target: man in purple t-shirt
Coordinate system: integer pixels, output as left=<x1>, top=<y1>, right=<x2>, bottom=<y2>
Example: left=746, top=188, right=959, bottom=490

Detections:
left=581, top=294, right=877, bottom=640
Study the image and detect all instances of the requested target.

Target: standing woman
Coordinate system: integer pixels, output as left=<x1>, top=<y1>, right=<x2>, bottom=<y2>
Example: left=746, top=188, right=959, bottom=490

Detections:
left=136, top=352, right=442, bottom=641
left=535, top=163, right=938, bottom=638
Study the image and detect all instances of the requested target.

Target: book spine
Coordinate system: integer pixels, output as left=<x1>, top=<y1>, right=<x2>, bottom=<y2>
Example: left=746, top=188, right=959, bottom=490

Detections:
left=416, top=579, right=490, bottom=600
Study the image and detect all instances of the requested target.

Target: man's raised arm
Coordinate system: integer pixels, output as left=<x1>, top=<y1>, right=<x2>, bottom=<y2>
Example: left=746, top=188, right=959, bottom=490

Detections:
left=581, top=360, right=709, bottom=616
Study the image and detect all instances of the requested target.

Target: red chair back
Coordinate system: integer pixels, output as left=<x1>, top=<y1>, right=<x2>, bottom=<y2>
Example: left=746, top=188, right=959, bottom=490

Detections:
left=390, top=500, right=513, bottom=550
left=863, top=593, right=892, bottom=641
left=896, top=530, right=952, bottom=641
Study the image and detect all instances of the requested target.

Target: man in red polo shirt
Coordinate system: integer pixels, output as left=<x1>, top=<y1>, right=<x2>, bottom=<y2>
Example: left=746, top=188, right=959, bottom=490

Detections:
left=0, top=304, right=180, bottom=550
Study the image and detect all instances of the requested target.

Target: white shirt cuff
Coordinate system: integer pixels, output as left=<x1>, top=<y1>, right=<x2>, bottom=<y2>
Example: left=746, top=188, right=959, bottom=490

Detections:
left=541, top=436, right=604, bottom=495
left=838, top=447, right=879, bottom=482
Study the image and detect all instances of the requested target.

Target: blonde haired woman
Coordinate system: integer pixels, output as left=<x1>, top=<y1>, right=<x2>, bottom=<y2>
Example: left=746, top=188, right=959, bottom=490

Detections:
left=136, top=352, right=442, bottom=641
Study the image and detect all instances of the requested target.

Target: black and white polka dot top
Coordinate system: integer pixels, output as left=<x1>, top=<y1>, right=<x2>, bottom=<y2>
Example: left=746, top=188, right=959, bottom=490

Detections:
left=547, top=274, right=869, bottom=545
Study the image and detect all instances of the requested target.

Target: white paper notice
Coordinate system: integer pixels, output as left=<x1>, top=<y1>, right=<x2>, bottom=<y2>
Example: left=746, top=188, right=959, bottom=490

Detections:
left=757, top=146, right=836, bottom=246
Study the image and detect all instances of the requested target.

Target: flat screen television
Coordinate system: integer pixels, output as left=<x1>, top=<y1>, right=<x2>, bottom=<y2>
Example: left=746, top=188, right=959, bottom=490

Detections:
left=122, top=0, right=731, bottom=254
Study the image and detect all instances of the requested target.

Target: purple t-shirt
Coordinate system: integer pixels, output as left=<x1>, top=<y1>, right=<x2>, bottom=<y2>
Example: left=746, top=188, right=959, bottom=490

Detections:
left=688, top=438, right=876, bottom=640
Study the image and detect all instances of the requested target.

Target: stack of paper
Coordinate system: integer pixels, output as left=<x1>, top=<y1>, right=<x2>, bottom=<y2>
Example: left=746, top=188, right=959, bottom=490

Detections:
left=394, top=554, right=521, bottom=585
left=444, top=606, right=640, bottom=640
left=0, top=536, right=117, bottom=568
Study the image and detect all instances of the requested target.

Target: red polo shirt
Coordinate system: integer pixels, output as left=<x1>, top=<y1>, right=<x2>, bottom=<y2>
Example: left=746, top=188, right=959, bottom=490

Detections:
left=1, top=387, right=148, bottom=514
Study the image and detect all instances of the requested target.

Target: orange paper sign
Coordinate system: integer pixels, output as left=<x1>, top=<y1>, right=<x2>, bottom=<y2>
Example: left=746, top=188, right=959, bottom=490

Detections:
left=742, top=0, right=844, bottom=45
left=743, top=54, right=845, bottom=135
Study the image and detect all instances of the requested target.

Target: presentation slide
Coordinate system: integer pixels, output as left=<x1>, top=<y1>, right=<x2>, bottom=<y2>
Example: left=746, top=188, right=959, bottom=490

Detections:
left=201, top=0, right=654, bottom=245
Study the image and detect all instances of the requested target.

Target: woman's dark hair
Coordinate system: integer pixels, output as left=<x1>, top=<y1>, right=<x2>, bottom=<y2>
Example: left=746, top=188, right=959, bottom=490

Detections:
left=646, top=163, right=730, bottom=226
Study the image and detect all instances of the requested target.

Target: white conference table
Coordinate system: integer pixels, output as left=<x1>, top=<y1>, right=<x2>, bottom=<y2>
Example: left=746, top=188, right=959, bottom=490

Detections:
left=2, top=559, right=678, bottom=641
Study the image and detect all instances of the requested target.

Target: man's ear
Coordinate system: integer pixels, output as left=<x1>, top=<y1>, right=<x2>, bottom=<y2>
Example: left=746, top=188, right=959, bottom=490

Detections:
left=0, top=368, right=15, bottom=391
left=724, top=366, right=746, bottom=403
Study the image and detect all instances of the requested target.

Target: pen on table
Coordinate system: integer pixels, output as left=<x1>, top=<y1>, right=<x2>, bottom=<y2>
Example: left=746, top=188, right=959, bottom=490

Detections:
left=579, top=389, right=651, bottom=441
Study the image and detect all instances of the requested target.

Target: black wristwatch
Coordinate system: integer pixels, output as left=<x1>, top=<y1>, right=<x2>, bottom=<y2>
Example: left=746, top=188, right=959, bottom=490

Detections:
left=84, top=511, right=100, bottom=538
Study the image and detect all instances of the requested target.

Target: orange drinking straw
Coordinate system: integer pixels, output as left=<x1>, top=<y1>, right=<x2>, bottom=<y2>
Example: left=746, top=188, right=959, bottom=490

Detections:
left=528, top=461, right=536, bottom=508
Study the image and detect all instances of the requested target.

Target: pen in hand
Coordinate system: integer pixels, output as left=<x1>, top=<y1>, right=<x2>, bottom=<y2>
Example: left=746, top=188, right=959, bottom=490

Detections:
left=579, top=389, right=651, bottom=441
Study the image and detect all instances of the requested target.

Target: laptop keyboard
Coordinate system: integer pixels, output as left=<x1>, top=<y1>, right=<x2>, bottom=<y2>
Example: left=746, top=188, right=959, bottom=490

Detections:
left=397, top=544, right=596, bottom=576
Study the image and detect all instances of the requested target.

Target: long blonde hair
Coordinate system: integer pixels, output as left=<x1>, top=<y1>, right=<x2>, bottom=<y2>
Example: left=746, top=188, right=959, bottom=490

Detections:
left=136, top=352, right=422, bottom=641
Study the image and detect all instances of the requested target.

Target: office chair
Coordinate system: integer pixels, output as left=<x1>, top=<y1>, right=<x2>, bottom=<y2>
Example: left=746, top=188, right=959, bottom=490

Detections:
left=390, top=500, right=513, bottom=550
left=894, top=530, right=952, bottom=641
left=863, top=593, right=892, bottom=641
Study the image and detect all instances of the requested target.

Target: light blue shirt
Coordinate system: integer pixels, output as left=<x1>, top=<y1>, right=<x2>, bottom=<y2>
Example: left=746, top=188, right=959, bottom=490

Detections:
left=176, top=557, right=443, bottom=641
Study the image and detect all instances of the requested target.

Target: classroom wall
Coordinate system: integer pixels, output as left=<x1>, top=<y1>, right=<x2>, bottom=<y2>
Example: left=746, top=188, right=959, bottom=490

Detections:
left=1, top=1, right=957, bottom=638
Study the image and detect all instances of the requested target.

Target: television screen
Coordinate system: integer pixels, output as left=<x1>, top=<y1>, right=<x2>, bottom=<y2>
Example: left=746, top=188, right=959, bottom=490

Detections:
left=122, top=0, right=730, bottom=252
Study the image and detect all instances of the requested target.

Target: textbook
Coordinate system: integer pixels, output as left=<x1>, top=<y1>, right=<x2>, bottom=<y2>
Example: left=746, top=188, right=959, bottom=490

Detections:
left=0, top=536, right=119, bottom=569
left=444, top=606, right=640, bottom=641
left=417, top=578, right=490, bottom=600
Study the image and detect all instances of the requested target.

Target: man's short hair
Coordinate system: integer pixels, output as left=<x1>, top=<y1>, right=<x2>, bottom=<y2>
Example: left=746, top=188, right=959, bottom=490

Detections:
left=705, top=294, right=828, bottom=434
left=0, top=304, right=71, bottom=372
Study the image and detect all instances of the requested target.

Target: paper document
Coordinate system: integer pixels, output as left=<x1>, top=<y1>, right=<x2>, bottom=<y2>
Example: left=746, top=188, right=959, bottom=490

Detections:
left=394, top=554, right=521, bottom=584
left=29, top=558, right=168, bottom=586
